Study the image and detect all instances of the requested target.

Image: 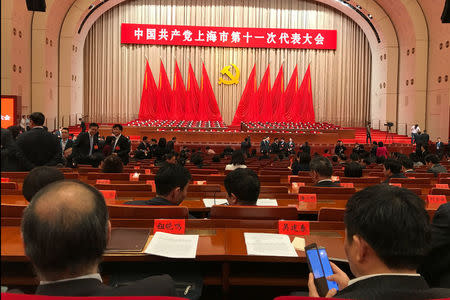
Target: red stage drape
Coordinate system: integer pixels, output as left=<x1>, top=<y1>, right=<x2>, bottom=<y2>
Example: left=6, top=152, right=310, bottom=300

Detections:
left=186, top=62, right=200, bottom=121
left=156, top=61, right=171, bottom=120
left=138, top=60, right=157, bottom=120
left=298, top=65, right=315, bottom=122
left=279, top=65, right=298, bottom=121
left=248, top=65, right=270, bottom=121
left=172, top=61, right=186, bottom=120
left=231, top=64, right=257, bottom=126
left=201, top=63, right=223, bottom=122
left=269, top=65, right=285, bottom=122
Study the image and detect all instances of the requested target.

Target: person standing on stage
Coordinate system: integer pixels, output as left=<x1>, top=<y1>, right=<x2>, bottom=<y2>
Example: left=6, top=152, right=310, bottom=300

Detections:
left=366, top=121, right=372, bottom=144
left=241, top=136, right=251, bottom=157
left=287, top=138, right=295, bottom=154
left=411, top=124, right=420, bottom=144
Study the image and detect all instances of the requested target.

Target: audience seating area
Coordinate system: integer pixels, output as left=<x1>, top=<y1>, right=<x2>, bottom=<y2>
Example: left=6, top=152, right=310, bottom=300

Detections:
left=1, top=153, right=449, bottom=299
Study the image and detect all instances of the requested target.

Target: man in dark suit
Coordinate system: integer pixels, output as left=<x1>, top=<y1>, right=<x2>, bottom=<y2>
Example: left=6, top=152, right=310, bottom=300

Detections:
left=135, top=136, right=151, bottom=159
left=419, top=203, right=450, bottom=288
left=125, top=164, right=191, bottom=206
left=21, top=180, right=176, bottom=296
left=240, top=136, right=251, bottom=157
left=72, top=122, right=103, bottom=167
left=334, top=140, right=346, bottom=156
left=260, top=137, right=270, bottom=155
left=305, top=184, right=450, bottom=299
left=16, top=112, right=62, bottom=170
left=105, top=124, right=130, bottom=165
left=270, top=138, right=280, bottom=154
left=287, top=138, right=295, bottom=154
left=436, top=137, right=445, bottom=158
left=79, top=117, right=86, bottom=132
left=59, top=127, right=74, bottom=167
left=382, top=158, right=407, bottom=183
left=310, top=156, right=340, bottom=187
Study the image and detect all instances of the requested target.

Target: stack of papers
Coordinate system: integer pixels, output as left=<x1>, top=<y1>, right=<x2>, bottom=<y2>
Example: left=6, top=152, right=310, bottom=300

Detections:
left=144, top=232, right=199, bottom=258
left=256, top=199, right=278, bottom=206
left=203, top=198, right=229, bottom=207
left=244, top=232, right=298, bottom=257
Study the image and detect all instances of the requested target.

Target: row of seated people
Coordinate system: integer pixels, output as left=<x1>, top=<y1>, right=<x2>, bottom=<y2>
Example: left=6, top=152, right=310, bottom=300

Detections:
left=2, top=163, right=450, bottom=298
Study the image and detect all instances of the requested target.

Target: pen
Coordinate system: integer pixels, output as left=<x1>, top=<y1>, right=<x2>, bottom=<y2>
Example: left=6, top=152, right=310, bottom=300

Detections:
left=184, top=285, right=191, bottom=295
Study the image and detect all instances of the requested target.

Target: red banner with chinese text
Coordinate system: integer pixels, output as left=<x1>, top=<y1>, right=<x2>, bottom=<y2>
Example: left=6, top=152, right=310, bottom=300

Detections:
left=121, top=24, right=337, bottom=50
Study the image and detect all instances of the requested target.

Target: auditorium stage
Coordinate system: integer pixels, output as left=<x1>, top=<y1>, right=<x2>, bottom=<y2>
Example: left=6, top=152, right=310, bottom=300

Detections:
left=98, top=126, right=355, bottom=144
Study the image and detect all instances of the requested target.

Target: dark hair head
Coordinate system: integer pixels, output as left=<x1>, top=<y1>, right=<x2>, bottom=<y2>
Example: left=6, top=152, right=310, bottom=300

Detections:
left=344, top=162, right=363, bottom=178
left=142, top=136, right=148, bottom=141
left=89, top=123, right=99, bottom=128
left=399, top=157, right=414, bottom=169
left=7, top=125, right=22, bottom=139
left=101, top=155, right=124, bottom=173
left=23, top=167, right=65, bottom=202
left=212, top=155, right=221, bottom=162
left=378, top=141, right=384, bottom=147
left=425, top=154, right=439, bottom=165
left=164, top=151, right=177, bottom=161
left=30, top=112, right=45, bottom=126
left=158, top=138, right=167, bottom=148
left=224, top=168, right=260, bottom=205
left=206, top=146, right=210, bottom=150
left=231, top=150, right=245, bottom=165
left=62, top=127, right=69, bottom=132
left=155, top=164, right=191, bottom=196
left=22, top=180, right=109, bottom=277
left=324, top=149, right=329, bottom=153
left=190, top=153, right=204, bottom=167
left=299, top=152, right=311, bottom=164
left=350, top=153, right=359, bottom=162
left=112, top=124, right=123, bottom=131
left=345, top=184, right=430, bottom=270
left=310, top=156, right=333, bottom=177
left=331, top=155, right=339, bottom=163
left=384, top=158, right=402, bottom=174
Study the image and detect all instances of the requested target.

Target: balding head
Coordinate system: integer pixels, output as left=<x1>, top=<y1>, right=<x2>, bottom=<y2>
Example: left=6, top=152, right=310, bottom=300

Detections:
left=22, top=181, right=109, bottom=280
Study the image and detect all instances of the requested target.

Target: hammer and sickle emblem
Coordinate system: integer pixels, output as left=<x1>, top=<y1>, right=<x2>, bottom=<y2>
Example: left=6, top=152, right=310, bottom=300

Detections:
left=218, top=64, right=240, bottom=85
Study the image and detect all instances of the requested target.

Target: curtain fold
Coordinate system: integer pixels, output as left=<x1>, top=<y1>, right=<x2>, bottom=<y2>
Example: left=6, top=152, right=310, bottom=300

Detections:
left=84, top=0, right=371, bottom=126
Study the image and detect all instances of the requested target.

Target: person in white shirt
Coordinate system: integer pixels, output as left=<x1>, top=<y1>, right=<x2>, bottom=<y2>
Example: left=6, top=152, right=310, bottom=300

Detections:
left=225, top=150, right=247, bottom=171
left=411, top=124, right=420, bottom=144
left=20, top=115, right=27, bottom=131
left=303, top=184, right=449, bottom=299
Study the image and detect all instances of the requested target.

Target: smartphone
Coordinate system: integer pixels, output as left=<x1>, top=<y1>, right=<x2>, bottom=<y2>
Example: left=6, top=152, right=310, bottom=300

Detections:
left=318, top=247, right=339, bottom=291
left=305, top=243, right=338, bottom=296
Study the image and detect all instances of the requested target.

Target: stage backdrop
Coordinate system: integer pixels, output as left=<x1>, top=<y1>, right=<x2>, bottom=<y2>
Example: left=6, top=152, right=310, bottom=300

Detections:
left=84, top=0, right=371, bottom=126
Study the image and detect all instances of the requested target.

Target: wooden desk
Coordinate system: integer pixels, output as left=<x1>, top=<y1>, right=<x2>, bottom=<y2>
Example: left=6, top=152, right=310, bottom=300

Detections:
left=2, top=223, right=346, bottom=294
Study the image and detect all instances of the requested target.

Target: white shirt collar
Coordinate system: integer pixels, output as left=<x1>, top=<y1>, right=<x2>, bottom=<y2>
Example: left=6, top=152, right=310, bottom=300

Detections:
left=348, top=273, right=420, bottom=286
left=318, top=179, right=333, bottom=183
left=40, top=273, right=102, bottom=285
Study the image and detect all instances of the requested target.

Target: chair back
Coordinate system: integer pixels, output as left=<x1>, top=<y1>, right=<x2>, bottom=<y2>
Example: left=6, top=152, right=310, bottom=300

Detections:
left=108, top=205, right=189, bottom=219
left=1, top=203, right=27, bottom=218
left=94, top=184, right=152, bottom=191
left=318, top=207, right=345, bottom=222
left=298, top=186, right=356, bottom=194
left=209, top=205, right=298, bottom=220
left=390, top=178, right=431, bottom=185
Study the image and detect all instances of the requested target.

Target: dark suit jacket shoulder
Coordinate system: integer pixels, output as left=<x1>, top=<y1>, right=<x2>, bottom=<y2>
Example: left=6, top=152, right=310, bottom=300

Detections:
left=125, top=197, right=173, bottom=206
left=315, top=180, right=341, bottom=187
left=35, top=275, right=176, bottom=296
left=16, top=127, right=62, bottom=169
left=335, top=275, right=450, bottom=300
left=73, top=132, right=101, bottom=159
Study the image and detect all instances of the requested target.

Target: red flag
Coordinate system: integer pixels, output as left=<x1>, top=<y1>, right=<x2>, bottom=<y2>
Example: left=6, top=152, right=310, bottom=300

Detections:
left=138, top=60, right=157, bottom=120
left=282, top=65, right=299, bottom=122
left=248, top=65, right=270, bottom=121
left=298, top=65, right=315, bottom=122
left=269, top=65, right=285, bottom=122
left=186, top=62, right=200, bottom=121
left=172, top=61, right=186, bottom=120
left=200, top=63, right=223, bottom=121
left=156, top=60, right=172, bottom=120
left=231, top=64, right=257, bottom=126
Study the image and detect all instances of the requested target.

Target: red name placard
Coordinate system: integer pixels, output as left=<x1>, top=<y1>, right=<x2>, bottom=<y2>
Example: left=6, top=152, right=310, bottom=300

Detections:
left=145, top=169, right=152, bottom=175
left=298, top=193, right=317, bottom=203
left=100, top=190, right=117, bottom=200
left=427, top=195, right=447, bottom=206
left=146, top=180, right=156, bottom=192
left=194, top=180, right=206, bottom=185
left=340, top=182, right=354, bottom=188
left=96, top=179, right=111, bottom=184
left=1, top=178, right=10, bottom=183
left=154, top=219, right=186, bottom=234
left=279, top=220, right=310, bottom=236
left=121, top=24, right=337, bottom=50
left=130, top=172, right=140, bottom=181
left=389, top=183, right=402, bottom=187
left=436, top=184, right=449, bottom=189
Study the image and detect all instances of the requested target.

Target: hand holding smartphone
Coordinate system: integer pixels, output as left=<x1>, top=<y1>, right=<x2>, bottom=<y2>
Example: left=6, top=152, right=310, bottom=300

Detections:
left=305, top=243, right=339, bottom=297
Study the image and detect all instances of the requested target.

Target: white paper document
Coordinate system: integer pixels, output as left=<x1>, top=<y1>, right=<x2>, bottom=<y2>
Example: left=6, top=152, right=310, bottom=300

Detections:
left=244, top=232, right=298, bottom=257
left=144, top=232, right=199, bottom=258
left=202, top=198, right=229, bottom=207
left=256, top=199, right=278, bottom=206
